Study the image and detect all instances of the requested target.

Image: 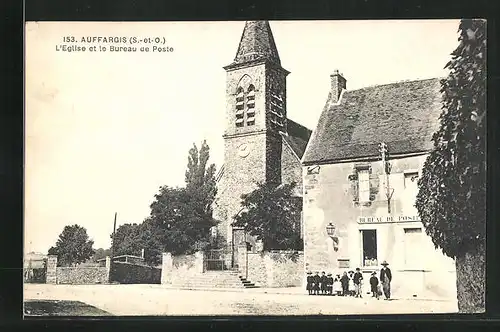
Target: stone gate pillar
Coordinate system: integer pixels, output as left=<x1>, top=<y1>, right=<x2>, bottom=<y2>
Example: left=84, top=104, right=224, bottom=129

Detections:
left=161, top=252, right=173, bottom=285
left=237, top=245, right=248, bottom=278
left=194, top=251, right=204, bottom=273
left=46, top=255, right=57, bottom=284
left=105, top=256, right=111, bottom=283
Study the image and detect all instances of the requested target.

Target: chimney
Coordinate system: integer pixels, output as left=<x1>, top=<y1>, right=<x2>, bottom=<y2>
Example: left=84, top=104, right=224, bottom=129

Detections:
left=141, top=249, right=145, bottom=259
left=330, top=69, right=346, bottom=103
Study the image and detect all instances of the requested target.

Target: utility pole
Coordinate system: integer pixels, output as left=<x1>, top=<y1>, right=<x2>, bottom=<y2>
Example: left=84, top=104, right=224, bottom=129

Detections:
left=378, top=143, right=394, bottom=214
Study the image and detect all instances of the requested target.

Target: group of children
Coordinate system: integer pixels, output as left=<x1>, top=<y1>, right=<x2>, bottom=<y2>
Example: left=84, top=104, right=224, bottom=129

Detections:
left=306, top=268, right=382, bottom=299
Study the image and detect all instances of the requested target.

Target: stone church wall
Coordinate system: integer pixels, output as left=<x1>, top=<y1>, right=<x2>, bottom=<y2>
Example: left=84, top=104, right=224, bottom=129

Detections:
left=216, top=132, right=269, bottom=243
left=246, top=251, right=304, bottom=287
left=281, top=140, right=304, bottom=195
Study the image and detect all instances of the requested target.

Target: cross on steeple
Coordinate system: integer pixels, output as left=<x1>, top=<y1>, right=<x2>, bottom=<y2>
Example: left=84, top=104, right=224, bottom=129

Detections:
left=232, top=21, right=281, bottom=65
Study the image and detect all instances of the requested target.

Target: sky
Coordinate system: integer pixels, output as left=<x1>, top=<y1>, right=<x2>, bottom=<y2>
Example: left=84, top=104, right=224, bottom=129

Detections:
left=25, top=20, right=460, bottom=254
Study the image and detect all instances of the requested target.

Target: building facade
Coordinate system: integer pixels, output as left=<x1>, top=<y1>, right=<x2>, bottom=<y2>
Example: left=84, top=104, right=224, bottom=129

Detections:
left=302, top=74, right=457, bottom=298
left=213, top=21, right=310, bottom=264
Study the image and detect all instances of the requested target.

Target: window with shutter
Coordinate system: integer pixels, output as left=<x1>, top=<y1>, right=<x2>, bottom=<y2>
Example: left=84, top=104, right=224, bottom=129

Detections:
left=358, top=169, right=370, bottom=203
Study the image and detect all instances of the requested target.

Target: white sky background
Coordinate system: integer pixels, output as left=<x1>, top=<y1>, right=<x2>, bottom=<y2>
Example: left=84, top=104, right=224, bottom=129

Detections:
left=25, top=20, right=460, bottom=254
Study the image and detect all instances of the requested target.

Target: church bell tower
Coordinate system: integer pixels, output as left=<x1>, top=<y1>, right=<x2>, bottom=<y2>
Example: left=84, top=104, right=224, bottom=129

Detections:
left=215, top=21, right=290, bottom=248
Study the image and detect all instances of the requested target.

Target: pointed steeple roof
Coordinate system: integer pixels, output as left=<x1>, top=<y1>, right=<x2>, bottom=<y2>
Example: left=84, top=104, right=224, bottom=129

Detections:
left=232, top=21, right=281, bottom=66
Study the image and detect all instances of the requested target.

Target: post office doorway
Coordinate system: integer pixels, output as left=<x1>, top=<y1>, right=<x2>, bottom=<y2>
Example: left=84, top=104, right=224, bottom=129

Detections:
left=360, top=229, right=378, bottom=267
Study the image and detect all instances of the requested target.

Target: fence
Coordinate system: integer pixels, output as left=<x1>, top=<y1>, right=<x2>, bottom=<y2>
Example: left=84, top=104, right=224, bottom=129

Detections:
left=24, top=267, right=47, bottom=283
left=24, top=258, right=47, bottom=283
left=204, top=248, right=231, bottom=271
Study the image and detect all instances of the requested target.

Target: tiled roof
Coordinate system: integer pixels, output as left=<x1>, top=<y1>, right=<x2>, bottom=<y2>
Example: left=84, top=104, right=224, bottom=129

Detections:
left=231, top=21, right=281, bottom=66
left=282, top=119, right=312, bottom=159
left=302, top=78, right=443, bottom=164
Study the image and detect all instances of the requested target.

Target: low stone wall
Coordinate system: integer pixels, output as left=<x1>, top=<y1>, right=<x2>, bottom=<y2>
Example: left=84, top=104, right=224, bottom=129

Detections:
left=161, top=252, right=203, bottom=285
left=46, top=255, right=111, bottom=285
left=56, top=267, right=109, bottom=284
left=110, top=261, right=161, bottom=284
left=246, top=250, right=304, bottom=288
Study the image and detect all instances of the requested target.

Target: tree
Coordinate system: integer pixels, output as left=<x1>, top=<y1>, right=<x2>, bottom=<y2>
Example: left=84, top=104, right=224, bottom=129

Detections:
left=232, top=181, right=303, bottom=251
left=185, top=140, right=218, bottom=215
left=112, top=141, right=219, bottom=265
left=110, top=223, right=143, bottom=257
left=415, top=19, right=486, bottom=313
left=49, top=224, right=95, bottom=267
left=148, top=185, right=217, bottom=257
left=92, top=248, right=112, bottom=262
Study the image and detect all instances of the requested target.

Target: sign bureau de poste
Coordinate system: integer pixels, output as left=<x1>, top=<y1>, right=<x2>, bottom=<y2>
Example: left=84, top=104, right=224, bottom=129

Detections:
left=357, top=215, right=421, bottom=224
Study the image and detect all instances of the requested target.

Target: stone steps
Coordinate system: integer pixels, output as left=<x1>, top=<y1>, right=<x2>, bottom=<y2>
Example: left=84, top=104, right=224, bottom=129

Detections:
left=170, top=271, right=258, bottom=289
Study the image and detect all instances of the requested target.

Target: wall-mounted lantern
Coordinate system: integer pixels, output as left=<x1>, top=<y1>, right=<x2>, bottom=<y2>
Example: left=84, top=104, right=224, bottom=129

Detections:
left=326, top=223, right=339, bottom=252
left=326, top=223, right=336, bottom=237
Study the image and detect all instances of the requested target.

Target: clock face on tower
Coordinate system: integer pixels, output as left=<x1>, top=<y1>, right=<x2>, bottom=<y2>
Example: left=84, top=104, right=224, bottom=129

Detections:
left=238, top=143, right=251, bottom=158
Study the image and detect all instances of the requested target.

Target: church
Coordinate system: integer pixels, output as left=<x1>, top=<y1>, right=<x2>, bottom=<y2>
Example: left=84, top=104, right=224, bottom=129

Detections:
left=213, top=21, right=456, bottom=298
left=212, top=21, right=311, bottom=267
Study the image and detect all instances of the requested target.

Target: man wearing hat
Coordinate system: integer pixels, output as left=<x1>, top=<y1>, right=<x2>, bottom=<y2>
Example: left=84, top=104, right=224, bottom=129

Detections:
left=380, top=260, right=392, bottom=300
left=306, top=271, right=313, bottom=295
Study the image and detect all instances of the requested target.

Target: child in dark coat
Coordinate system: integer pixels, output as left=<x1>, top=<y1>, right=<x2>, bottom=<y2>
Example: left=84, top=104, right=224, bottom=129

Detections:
left=340, top=272, right=350, bottom=296
left=370, top=271, right=380, bottom=299
left=313, top=272, right=321, bottom=295
left=306, top=271, right=313, bottom=295
left=320, top=271, right=327, bottom=295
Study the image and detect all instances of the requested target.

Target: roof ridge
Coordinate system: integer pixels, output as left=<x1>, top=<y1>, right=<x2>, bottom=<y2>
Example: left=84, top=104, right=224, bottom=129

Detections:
left=346, top=77, right=442, bottom=94
left=302, top=77, right=443, bottom=164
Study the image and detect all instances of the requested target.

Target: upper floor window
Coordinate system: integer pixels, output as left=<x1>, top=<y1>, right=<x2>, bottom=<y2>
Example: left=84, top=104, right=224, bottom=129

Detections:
left=358, top=169, right=370, bottom=203
left=404, top=171, right=419, bottom=192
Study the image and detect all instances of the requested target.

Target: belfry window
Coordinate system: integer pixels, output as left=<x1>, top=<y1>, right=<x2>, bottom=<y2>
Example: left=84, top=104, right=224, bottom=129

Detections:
left=246, top=85, right=256, bottom=126
left=235, top=87, right=245, bottom=127
left=235, top=84, right=257, bottom=128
